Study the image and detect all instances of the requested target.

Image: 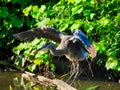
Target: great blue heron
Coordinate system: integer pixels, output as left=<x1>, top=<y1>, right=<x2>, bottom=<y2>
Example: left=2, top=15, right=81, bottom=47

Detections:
left=14, top=26, right=96, bottom=85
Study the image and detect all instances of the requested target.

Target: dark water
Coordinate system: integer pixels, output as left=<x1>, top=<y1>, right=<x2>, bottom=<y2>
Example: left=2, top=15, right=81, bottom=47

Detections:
left=0, top=72, right=120, bottom=90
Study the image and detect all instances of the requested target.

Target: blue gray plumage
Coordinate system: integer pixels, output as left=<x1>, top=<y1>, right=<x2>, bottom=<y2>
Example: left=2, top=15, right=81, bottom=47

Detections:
left=73, top=30, right=92, bottom=48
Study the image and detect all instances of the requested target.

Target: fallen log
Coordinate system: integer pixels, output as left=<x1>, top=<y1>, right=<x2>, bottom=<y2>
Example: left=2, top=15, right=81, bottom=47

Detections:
left=22, top=71, right=77, bottom=90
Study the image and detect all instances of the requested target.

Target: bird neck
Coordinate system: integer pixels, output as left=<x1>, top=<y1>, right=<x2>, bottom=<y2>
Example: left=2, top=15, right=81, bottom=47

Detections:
left=48, top=43, right=56, bottom=55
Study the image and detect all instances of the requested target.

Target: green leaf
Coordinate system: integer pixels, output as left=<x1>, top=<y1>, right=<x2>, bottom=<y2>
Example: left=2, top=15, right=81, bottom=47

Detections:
left=72, top=6, right=83, bottom=15
left=105, top=57, right=118, bottom=70
left=75, top=0, right=82, bottom=4
left=14, top=18, right=24, bottom=28
left=28, top=65, right=36, bottom=72
left=99, top=17, right=110, bottom=26
left=30, top=5, right=39, bottom=19
left=8, top=15, right=24, bottom=28
left=84, top=10, right=91, bottom=20
left=14, top=55, right=26, bottom=68
left=34, top=59, right=42, bottom=66
left=0, top=29, right=9, bottom=38
left=3, top=20, right=12, bottom=30
left=4, top=0, right=11, bottom=3
left=114, top=13, right=120, bottom=23
left=70, top=23, right=80, bottom=30
left=70, top=20, right=83, bottom=30
left=95, top=41, right=106, bottom=53
left=17, top=43, right=27, bottom=50
left=59, top=23, right=69, bottom=31
left=40, top=5, right=46, bottom=12
left=84, top=24, right=94, bottom=32
left=36, top=18, right=50, bottom=27
left=0, top=7, right=9, bottom=19
left=67, top=0, right=75, bottom=4
left=90, top=13, right=95, bottom=20
left=23, top=5, right=32, bottom=16
left=50, top=64, right=56, bottom=71
left=26, top=82, right=34, bottom=88
left=31, top=38, right=41, bottom=46
left=116, top=63, right=120, bottom=71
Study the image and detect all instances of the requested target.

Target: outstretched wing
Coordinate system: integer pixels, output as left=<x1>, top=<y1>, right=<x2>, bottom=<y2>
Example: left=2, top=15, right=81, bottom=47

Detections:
left=14, top=26, right=66, bottom=43
left=73, top=30, right=96, bottom=58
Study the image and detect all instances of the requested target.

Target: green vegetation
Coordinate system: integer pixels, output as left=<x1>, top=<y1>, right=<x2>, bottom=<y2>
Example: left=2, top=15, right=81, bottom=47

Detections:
left=0, top=0, right=120, bottom=78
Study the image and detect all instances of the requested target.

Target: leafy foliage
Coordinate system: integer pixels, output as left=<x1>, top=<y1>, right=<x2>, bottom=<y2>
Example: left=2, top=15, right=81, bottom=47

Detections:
left=13, top=38, right=55, bottom=71
left=0, top=0, right=120, bottom=72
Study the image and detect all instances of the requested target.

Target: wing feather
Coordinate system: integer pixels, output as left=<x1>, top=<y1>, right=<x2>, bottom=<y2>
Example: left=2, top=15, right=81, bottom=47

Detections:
left=14, top=26, right=65, bottom=43
left=73, top=30, right=96, bottom=58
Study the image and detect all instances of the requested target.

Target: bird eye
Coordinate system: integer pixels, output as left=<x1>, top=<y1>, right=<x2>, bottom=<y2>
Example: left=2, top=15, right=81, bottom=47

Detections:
left=71, top=30, right=75, bottom=34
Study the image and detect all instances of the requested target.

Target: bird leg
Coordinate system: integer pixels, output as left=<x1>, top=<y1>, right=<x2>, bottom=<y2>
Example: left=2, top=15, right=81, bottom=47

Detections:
left=66, top=61, right=79, bottom=85
left=70, top=62, right=79, bottom=85
left=66, top=62, right=76, bottom=83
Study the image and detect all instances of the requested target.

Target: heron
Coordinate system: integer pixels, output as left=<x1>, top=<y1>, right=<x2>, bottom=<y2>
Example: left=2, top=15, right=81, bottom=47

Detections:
left=14, top=26, right=96, bottom=85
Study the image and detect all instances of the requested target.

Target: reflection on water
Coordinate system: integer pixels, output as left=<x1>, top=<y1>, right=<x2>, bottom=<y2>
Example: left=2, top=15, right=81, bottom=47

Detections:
left=74, top=79, right=120, bottom=90
left=0, top=72, right=119, bottom=90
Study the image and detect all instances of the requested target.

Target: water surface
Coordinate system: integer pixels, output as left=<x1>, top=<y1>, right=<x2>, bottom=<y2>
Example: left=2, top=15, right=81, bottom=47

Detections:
left=0, top=72, right=119, bottom=90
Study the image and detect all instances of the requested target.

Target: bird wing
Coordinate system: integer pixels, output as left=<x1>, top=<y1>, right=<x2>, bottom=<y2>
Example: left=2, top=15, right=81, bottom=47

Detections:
left=14, top=26, right=66, bottom=43
left=73, top=30, right=96, bottom=58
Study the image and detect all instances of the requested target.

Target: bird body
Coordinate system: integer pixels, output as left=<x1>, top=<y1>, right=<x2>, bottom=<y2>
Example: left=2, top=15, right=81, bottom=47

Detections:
left=14, top=26, right=96, bottom=85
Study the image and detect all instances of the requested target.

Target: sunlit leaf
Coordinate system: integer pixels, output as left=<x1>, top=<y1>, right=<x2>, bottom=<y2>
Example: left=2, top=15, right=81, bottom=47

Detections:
left=40, top=5, right=46, bottom=12
left=59, top=23, right=69, bottom=31
left=23, top=5, right=32, bottom=16
left=30, top=5, right=39, bottom=19
left=31, top=38, right=41, bottom=46
left=90, top=13, right=95, bottom=20
left=99, top=17, right=110, bottom=26
left=17, top=43, right=26, bottom=50
left=70, top=23, right=80, bottom=30
left=72, top=6, right=83, bottom=15
left=70, top=20, right=83, bottom=30
left=50, top=64, right=56, bottom=71
left=26, top=82, right=35, bottom=87
left=105, top=57, right=118, bottom=70
left=36, top=18, right=50, bottom=27
left=114, top=13, right=120, bottom=23
left=28, top=64, right=36, bottom=72
left=4, top=0, right=11, bottom=3
left=67, top=0, right=75, bottom=4
left=95, top=41, right=106, bottom=53
left=34, top=59, right=42, bottom=65
left=75, top=0, right=82, bottom=4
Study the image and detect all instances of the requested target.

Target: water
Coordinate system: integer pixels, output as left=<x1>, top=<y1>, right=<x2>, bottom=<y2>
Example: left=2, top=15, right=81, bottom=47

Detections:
left=0, top=72, right=119, bottom=90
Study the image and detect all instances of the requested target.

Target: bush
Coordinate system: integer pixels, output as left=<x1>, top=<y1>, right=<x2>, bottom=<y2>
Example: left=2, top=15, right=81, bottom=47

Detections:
left=1, top=0, right=120, bottom=72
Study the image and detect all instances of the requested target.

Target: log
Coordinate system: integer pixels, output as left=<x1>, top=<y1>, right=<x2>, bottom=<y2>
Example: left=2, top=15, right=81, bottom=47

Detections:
left=53, top=79, right=77, bottom=90
left=22, top=71, right=77, bottom=90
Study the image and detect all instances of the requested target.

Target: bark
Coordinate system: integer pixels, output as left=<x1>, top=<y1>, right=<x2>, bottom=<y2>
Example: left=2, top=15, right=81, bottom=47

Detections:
left=22, top=71, right=77, bottom=90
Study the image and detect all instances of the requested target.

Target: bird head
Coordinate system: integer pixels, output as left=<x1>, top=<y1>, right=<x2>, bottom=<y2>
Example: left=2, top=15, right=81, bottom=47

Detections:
left=71, top=29, right=81, bottom=35
left=34, top=43, right=52, bottom=54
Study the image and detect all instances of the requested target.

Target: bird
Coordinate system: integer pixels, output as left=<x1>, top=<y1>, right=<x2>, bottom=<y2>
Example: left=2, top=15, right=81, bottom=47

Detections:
left=14, top=26, right=96, bottom=85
